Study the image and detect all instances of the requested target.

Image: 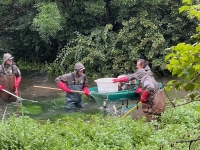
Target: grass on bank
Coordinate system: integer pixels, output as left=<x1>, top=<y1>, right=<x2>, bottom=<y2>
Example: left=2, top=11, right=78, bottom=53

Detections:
left=0, top=100, right=199, bottom=150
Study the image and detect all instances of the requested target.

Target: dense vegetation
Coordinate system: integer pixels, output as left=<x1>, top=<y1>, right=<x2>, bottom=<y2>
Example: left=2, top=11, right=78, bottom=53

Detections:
left=0, top=0, right=200, bottom=149
left=165, top=0, right=200, bottom=93
left=0, top=100, right=199, bottom=149
left=0, top=0, right=198, bottom=77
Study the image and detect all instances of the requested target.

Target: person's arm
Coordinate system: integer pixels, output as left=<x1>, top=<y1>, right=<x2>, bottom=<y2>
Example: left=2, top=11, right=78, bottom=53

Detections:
left=140, top=81, right=154, bottom=103
left=14, top=76, right=21, bottom=96
left=13, top=66, right=21, bottom=96
left=82, top=86, right=90, bottom=96
left=55, top=74, right=71, bottom=93
left=82, top=75, right=90, bottom=96
left=112, top=76, right=128, bottom=83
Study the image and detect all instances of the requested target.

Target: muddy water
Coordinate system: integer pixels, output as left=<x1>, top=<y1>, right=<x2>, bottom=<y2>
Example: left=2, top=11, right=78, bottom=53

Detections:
left=0, top=71, right=189, bottom=121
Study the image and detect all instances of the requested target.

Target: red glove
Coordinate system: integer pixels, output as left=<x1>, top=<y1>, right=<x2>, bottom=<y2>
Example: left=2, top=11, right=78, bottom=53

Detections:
left=83, top=87, right=90, bottom=96
left=0, top=85, right=3, bottom=91
left=140, top=90, right=149, bottom=103
left=14, top=77, right=21, bottom=90
left=136, top=88, right=142, bottom=94
left=15, top=89, right=19, bottom=96
left=112, top=77, right=128, bottom=83
left=57, top=82, right=71, bottom=93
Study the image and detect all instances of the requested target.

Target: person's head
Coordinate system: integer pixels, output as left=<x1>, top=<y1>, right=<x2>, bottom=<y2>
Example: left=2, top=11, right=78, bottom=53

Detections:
left=136, top=59, right=148, bottom=69
left=3, top=53, right=14, bottom=65
left=74, top=62, right=85, bottom=75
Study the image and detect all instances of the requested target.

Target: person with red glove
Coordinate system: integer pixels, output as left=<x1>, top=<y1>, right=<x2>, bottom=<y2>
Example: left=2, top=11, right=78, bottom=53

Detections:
left=0, top=85, right=3, bottom=91
left=0, top=53, right=21, bottom=100
left=55, top=62, right=90, bottom=111
left=113, top=59, right=154, bottom=91
left=134, top=70, right=165, bottom=122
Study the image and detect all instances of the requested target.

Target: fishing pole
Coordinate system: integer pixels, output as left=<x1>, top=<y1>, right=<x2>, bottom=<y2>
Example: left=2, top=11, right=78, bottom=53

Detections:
left=33, top=85, right=84, bottom=93
left=2, top=89, right=38, bottom=102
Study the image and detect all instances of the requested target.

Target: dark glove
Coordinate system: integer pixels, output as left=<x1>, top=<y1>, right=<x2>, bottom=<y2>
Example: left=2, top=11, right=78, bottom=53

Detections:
left=140, top=90, right=149, bottom=103
left=0, top=85, right=3, bottom=91
left=57, top=82, right=71, bottom=93
left=83, top=87, right=90, bottom=96
left=136, top=88, right=142, bottom=94
left=112, top=77, right=128, bottom=83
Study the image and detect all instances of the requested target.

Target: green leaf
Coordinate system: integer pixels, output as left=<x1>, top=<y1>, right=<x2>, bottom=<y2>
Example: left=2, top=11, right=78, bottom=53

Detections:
left=169, top=59, right=179, bottom=65
left=196, top=25, right=200, bottom=32
left=165, top=53, right=174, bottom=61
left=193, top=65, right=200, bottom=70
left=166, top=80, right=177, bottom=87
left=189, top=9, right=197, bottom=16
left=182, top=0, right=192, bottom=5
left=196, top=106, right=200, bottom=111
left=175, top=83, right=182, bottom=90
left=196, top=12, right=200, bottom=20
left=172, top=67, right=182, bottom=75
left=179, top=6, right=190, bottom=13
left=187, top=67, right=195, bottom=75
left=184, top=83, right=194, bottom=91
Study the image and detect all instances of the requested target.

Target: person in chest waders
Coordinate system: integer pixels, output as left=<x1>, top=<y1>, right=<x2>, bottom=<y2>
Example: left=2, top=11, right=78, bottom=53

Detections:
left=55, top=62, right=90, bottom=112
left=114, top=59, right=154, bottom=91
left=113, top=64, right=165, bottom=122
left=0, top=53, right=21, bottom=102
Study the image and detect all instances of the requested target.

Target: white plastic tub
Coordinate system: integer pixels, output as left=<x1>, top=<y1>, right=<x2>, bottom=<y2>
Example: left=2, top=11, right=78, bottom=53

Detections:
left=94, top=78, right=119, bottom=93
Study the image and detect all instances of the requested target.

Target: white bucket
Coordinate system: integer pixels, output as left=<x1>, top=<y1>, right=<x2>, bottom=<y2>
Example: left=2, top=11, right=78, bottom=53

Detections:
left=94, top=78, right=119, bottom=93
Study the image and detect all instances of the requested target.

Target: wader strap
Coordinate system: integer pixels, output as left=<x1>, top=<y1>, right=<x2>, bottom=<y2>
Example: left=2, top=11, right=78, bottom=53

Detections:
left=1, top=65, right=5, bottom=74
left=1, top=65, right=14, bottom=75
left=83, top=75, right=86, bottom=86
left=71, top=73, right=86, bottom=86
left=71, top=73, right=75, bottom=85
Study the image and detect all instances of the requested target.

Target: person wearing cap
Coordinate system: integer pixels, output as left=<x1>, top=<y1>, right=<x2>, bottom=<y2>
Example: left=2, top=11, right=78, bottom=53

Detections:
left=55, top=62, right=90, bottom=111
left=0, top=53, right=21, bottom=96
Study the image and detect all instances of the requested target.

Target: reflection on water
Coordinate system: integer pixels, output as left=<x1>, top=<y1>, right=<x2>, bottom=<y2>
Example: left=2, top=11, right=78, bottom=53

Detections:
left=0, top=71, right=110, bottom=121
left=0, top=71, right=191, bottom=121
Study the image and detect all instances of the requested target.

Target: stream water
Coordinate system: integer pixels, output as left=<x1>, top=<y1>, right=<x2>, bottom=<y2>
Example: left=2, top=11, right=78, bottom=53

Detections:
left=0, top=70, right=190, bottom=121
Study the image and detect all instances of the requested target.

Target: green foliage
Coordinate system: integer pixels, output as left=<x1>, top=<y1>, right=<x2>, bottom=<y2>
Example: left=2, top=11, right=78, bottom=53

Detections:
left=165, top=1, right=200, bottom=92
left=0, top=0, right=197, bottom=75
left=44, top=0, right=197, bottom=77
left=32, top=2, right=62, bottom=41
left=0, top=101, right=199, bottom=149
left=17, top=59, right=41, bottom=71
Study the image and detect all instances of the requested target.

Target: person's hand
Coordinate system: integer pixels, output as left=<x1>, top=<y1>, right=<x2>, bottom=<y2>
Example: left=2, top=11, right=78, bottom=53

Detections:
left=136, top=88, right=142, bottom=94
left=0, top=85, right=3, bottom=91
left=140, top=90, right=149, bottom=103
left=112, top=77, right=128, bottom=83
left=83, top=87, right=90, bottom=96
